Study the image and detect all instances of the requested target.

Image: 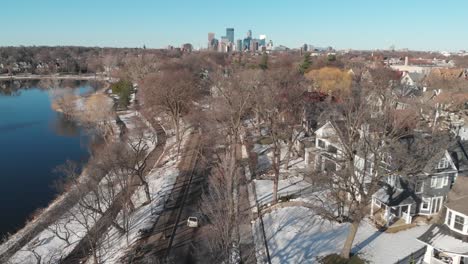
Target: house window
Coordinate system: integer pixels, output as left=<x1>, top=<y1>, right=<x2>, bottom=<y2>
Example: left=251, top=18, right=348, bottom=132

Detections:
left=437, top=158, right=449, bottom=169
left=454, top=215, right=465, bottom=231
left=318, top=139, right=326, bottom=149
left=328, top=145, right=338, bottom=154
left=421, top=198, right=430, bottom=210
left=447, top=211, right=452, bottom=226
left=431, top=176, right=446, bottom=189
left=443, top=176, right=449, bottom=186
left=415, top=181, right=424, bottom=193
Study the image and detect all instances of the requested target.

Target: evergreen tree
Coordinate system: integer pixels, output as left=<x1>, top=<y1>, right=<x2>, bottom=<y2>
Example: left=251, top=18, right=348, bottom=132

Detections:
left=299, top=52, right=312, bottom=74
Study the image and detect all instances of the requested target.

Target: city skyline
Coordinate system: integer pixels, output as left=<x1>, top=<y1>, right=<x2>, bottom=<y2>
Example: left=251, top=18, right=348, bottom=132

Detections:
left=2, top=0, right=468, bottom=51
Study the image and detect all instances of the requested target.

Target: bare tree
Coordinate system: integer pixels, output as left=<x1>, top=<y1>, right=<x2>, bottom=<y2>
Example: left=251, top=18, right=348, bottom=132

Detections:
left=78, top=93, right=115, bottom=142
left=311, top=80, right=449, bottom=259
left=201, top=154, right=241, bottom=264
left=141, top=68, right=201, bottom=144
left=254, top=68, right=307, bottom=203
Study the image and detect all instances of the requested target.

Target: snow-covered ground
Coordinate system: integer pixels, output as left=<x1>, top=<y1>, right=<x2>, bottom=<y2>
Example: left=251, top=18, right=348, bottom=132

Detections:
left=254, top=177, right=315, bottom=205
left=91, top=126, right=191, bottom=263
left=5, top=109, right=158, bottom=264
left=255, top=206, right=430, bottom=264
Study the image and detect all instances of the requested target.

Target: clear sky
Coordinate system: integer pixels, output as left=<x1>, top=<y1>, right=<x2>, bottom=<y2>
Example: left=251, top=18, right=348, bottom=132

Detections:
left=2, top=0, right=467, bottom=51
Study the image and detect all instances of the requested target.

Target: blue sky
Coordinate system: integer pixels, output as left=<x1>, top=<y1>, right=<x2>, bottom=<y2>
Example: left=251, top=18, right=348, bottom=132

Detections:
left=2, top=0, right=467, bottom=51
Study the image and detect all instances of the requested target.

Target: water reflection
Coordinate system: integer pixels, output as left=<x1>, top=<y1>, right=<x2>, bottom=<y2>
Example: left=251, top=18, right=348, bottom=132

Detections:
left=0, top=79, right=102, bottom=237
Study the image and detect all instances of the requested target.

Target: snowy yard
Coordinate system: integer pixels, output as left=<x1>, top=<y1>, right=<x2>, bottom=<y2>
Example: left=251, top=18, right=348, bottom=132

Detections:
left=254, top=177, right=315, bottom=205
left=255, top=206, right=430, bottom=264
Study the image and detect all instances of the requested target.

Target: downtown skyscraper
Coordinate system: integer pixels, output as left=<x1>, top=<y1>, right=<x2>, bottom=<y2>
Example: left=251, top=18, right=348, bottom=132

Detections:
left=226, top=28, right=234, bottom=43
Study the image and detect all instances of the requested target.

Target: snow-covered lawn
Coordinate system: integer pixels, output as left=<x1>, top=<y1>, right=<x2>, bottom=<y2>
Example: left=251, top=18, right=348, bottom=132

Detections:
left=256, top=206, right=430, bottom=264
left=254, top=177, right=315, bottom=205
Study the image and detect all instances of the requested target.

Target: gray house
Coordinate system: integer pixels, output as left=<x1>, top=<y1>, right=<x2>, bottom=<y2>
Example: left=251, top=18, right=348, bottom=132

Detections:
left=417, top=172, right=468, bottom=264
left=371, top=141, right=468, bottom=226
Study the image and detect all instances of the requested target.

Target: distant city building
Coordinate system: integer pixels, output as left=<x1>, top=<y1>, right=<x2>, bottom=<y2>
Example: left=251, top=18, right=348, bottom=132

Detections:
left=259, top=35, right=266, bottom=47
left=266, top=40, right=274, bottom=51
left=208, top=32, right=215, bottom=49
left=208, top=32, right=215, bottom=42
left=243, top=37, right=251, bottom=51
left=207, top=28, right=272, bottom=53
left=250, top=39, right=259, bottom=52
left=211, top=38, right=219, bottom=51
left=236, top=39, right=243, bottom=52
left=219, top=37, right=232, bottom=52
left=226, top=28, right=234, bottom=43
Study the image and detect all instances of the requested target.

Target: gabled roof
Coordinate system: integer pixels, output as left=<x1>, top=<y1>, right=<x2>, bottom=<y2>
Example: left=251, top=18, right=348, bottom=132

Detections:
left=403, top=72, right=426, bottom=84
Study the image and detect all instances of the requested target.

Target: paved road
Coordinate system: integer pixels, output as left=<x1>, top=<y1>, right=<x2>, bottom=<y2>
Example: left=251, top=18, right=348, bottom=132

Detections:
left=124, top=131, right=209, bottom=263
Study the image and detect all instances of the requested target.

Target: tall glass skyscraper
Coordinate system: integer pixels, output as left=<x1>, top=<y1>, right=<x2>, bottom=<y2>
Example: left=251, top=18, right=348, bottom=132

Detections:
left=226, top=28, right=234, bottom=43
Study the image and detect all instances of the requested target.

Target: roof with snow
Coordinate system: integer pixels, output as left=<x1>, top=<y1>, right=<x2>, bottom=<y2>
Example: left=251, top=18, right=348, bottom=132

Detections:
left=418, top=224, right=468, bottom=255
left=373, top=185, right=417, bottom=206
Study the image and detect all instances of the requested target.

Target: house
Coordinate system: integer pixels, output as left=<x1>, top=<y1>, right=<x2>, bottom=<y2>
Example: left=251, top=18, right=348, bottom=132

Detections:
left=370, top=141, right=465, bottom=226
left=400, top=71, right=426, bottom=88
left=417, top=172, right=468, bottom=264
left=312, top=121, right=346, bottom=173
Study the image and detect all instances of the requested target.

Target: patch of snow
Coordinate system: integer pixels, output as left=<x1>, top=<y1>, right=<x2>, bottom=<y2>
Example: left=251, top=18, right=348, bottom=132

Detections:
left=254, top=177, right=314, bottom=205
left=256, top=206, right=431, bottom=264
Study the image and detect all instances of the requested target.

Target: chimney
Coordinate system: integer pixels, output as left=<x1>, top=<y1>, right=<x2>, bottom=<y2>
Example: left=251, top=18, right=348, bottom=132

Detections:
left=404, top=56, right=409, bottom=66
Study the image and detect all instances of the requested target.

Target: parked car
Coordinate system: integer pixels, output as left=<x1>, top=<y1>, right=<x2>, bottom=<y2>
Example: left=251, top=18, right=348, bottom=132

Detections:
left=187, top=216, right=199, bottom=228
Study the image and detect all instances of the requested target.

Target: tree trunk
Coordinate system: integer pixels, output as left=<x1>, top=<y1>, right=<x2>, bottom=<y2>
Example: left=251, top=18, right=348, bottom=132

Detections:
left=272, top=145, right=281, bottom=204
left=340, top=220, right=360, bottom=259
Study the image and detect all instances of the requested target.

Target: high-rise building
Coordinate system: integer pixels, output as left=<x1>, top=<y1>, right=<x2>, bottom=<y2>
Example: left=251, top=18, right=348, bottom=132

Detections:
left=226, top=28, right=234, bottom=43
left=266, top=40, right=274, bottom=51
left=208, top=32, right=215, bottom=49
left=243, top=37, right=251, bottom=51
left=250, top=39, right=259, bottom=52
left=259, top=35, right=267, bottom=47
left=208, top=32, right=215, bottom=42
left=211, top=38, right=219, bottom=51
left=236, top=39, right=243, bottom=52
left=247, top=30, right=252, bottom=38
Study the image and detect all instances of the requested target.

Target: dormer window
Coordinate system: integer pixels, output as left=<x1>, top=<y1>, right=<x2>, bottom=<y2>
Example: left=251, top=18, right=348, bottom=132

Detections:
left=437, top=158, right=449, bottom=169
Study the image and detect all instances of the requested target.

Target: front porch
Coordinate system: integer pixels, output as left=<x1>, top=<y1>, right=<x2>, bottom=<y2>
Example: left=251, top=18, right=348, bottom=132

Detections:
left=371, top=196, right=413, bottom=228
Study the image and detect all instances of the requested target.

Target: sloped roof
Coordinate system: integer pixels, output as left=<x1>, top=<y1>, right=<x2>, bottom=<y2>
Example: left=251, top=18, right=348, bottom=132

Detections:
left=406, top=72, right=426, bottom=83
left=418, top=224, right=468, bottom=255
left=446, top=175, right=468, bottom=215
left=373, top=185, right=416, bottom=206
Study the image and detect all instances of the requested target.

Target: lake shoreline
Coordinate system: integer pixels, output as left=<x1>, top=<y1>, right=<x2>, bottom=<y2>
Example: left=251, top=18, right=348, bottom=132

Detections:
left=0, top=81, right=111, bottom=260
left=0, top=73, right=109, bottom=81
